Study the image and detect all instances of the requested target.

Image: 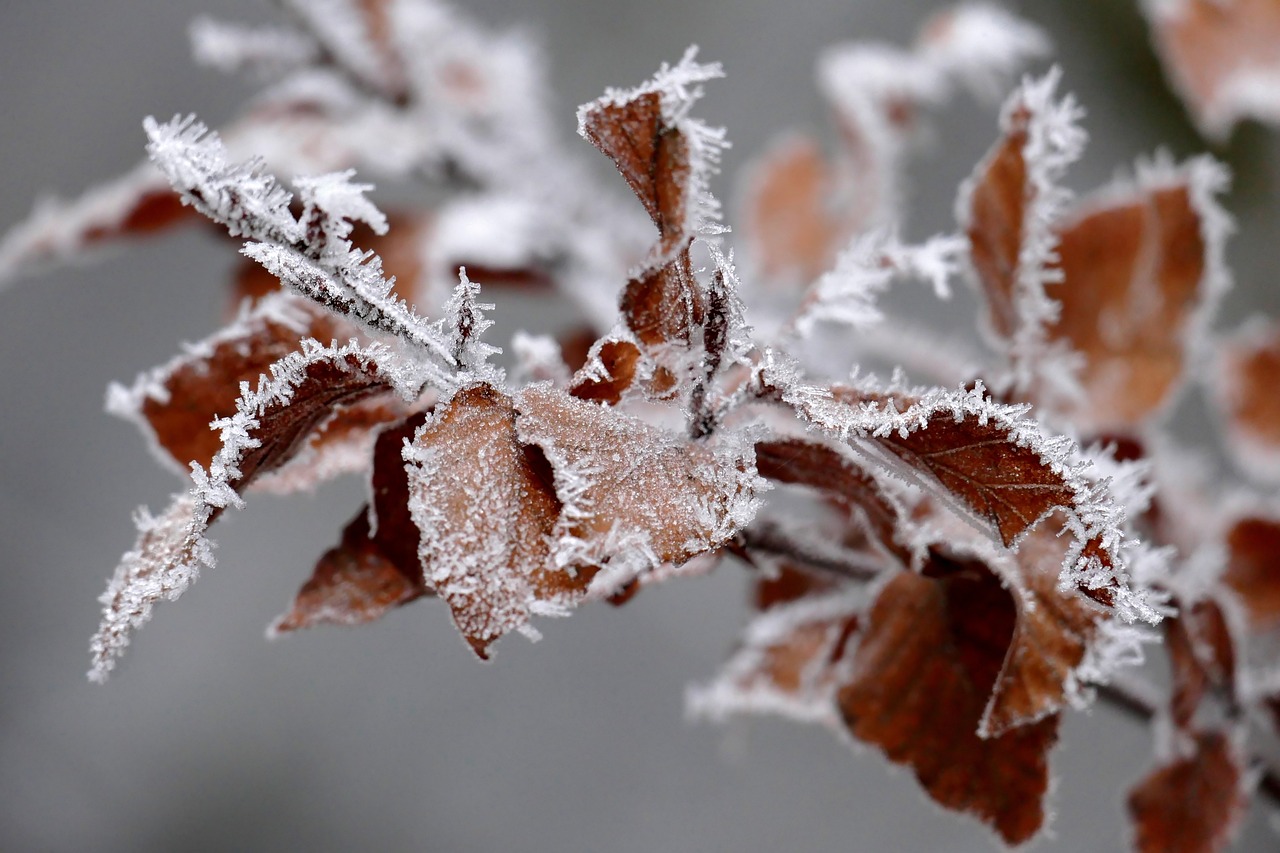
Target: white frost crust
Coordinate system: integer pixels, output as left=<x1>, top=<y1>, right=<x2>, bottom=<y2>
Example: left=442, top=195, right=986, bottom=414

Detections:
left=686, top=588, right=867, bottom=728
left=189, top=16, right=319, bottom=80
left=89, top=339, right=405, bottom=682
left=758, top=352, right=1160, bottom=625
left=956, top=68, right=1088, bottom=404
left=278, top=0, right=400, bottom=98
left=510, top=332, right=570, bottom=387
left=577, top=46, right=730, bottom=240
left=1062, top=151, right=1233, bottom=429
left=915, top=3, right=1052, bottom=104
left=791, top=230, right=966, bottom=340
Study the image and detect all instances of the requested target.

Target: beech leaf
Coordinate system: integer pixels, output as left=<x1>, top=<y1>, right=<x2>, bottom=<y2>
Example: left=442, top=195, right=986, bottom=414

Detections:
left=1127, top=730, right=1248, bottom=853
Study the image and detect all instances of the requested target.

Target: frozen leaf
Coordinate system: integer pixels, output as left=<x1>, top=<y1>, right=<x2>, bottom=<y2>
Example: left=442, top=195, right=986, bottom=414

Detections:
left=741, top=133, right=850, bottom=287
left=1166, top=599, right=1236, bottom=730
left=982, top=521, right=1109, bottom=736
left=0, top=164, right=195, bottom=287
left=1127, top=730, right=1248, bottom=853
left=837, top=567, right=1059, bottom=846
left=915, top=4, right=1052, bottom=103
left=270, top=511, right=428, bottom=634
left=569, top=336, right=642, bottom=404
left=1142, top=0, right=1280, bottom=138
left=90, top=341, right=406, bottom=680
left=687, top=589, right=862, bottom=726
left=768, top=367, right=1154, bottom=622
left=515, top=383, right=762, bottom=595
left=405, top=384, right=587, bottom=657
left=1048, top=155, right=1231, bottom=432
left=1213, top=317, right=1280, bottom=482
left=106, top=293, right=343, bottom=475
left=957, top=68, right=1085, bottom=394
left=1222, top=514, right=1280, bottom=631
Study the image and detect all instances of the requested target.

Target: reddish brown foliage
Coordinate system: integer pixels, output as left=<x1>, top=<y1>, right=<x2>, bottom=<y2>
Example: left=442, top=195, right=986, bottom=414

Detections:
left=1222, top=515, right=1280, bottom=630
left=1128, top=731, right=1247, bottom=853
left=838, top=568, right=1059, bottom=845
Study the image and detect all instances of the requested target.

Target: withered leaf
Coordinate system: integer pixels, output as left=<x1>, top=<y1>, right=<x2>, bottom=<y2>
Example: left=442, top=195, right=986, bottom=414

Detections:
left=1127, top=730, right=1248, bottom=853
left=983, top=521, right=1106, bottom=736
left=92, top=342, right=400, bottom=680
left=1215, top=319, right=1280, bottom=480
left=1144, top=0, right=1280, bottom=138
left=569, top=337, right=641, bottom=404
left=112, top=295, right=343, bottom=474
left=742, top=134, right=847, bottom=287
left=579, top=90, right=690, bottom=250
left=271, top=511, right=428, bottom=633
left=620, top=242, right=703, bottom=348
left=1049, top=166, right=1221, bottom=431
left=1166, top=599, right=1236, bottom=731
left=838, top=568, right=1058, bottom=846
left=405, top=384, right=588, bottom=658
left=1222, top=515, right=1280, bottom=631
left=515, top=383, right=759, bottom=590
left=964, top=103, right=1032, bottom=341
left=689, top=589, right=860, bottom=726
left=832, top=386, right=1076, bottom=549
left=272, top=412, right=433, bottom=632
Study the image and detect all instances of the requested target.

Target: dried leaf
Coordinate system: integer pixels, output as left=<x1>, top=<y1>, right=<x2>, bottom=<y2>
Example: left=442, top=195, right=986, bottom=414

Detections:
left=405, top=384, right=587, bottom=657
left=1127, top=730, right=1248, bottom=853
left=688, top=589, right=861, bottom=726
left=107, top=294, right=344, bottom=475
left=838, top=568, right=1059, bottom=846
left=515, top=383, right=760, bottom=594
left=1214, top=318, right=1280, bottom=481
left=270, top=511, right=428, bottom=633
left=1166, top=600, right=1236, bottom=730
left=1048, top=158, right=1229, bottom=432
left=1143, top=0, right=1280, bottom=138
left=1222, top=515, right=1280, bottom=631
left=91, top=341, right=403, bottom=680
left=569, top=337, right=641, bottom=404
left=741, top=133, right=847, bottom=286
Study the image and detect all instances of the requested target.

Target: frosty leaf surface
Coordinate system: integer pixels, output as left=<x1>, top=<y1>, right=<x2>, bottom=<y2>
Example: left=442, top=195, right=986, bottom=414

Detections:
left=837, top=566, right=1059, bottom=846
left=1127, top=730, right=1248, bottom=853
left=1048, top=157, right=1230, bottom=432
left=1222, top=514, right=1280, bottom=632
left=1142, top=0, right=1280, bottom=138
left=515, top=383, right=760, bottom=595
left=405, top=384, right=586, bottom=657
left=91, top=341, right=403, bottom=680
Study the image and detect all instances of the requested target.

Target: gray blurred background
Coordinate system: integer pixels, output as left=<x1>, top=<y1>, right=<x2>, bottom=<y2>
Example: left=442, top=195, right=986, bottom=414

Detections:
left=2, top=1, right=1278, bottom=851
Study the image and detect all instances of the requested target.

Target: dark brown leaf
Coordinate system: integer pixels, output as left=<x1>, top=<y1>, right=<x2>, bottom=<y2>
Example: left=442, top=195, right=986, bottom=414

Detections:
left=838, top=568, right=1058, bottom=846
left=1222, top=515, right=1280, bottom=631
left=1215, top=319, right=1280, bottom=479
left=1127, top=730, right=1247, bottom=853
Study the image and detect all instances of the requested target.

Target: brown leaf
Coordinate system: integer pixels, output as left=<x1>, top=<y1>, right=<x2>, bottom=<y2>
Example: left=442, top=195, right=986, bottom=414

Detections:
left=742, top=134, right=846, bottom=286
left=124, top=298, right=344, bottom=473
left=515, top=383, right=758, bottom=583
left=1166, top=600, right=1236, bottom=730
left=1127, top=730, right=1248, bottom=853
left=405, top=384, right=589, bottom=657
left=579, top=90, right=689, bottom=250
left=1144, top=0, right=1280, bottom=138
left=1222, top=515, right=1280, bottom=631
left=838, top=567, right=1058, bottom=845
left=620, top=242, right=703, bottom=347
left=833, top=387, right=1076, bottom=549
left=569, top=338, right=641, bottom=404
left=965, top=103, right=1032, bottom=341
left=1215, top=319, right=1280, bottom=479
left=271, top=511, right=428, bottom=634
left=1049, top=171, right=1217, bottom=431
left=754, top=564, right=841, bottom=611
left=983, top=522, right=1106, bottom=736
left=753, top=437, right=901, bottom=555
